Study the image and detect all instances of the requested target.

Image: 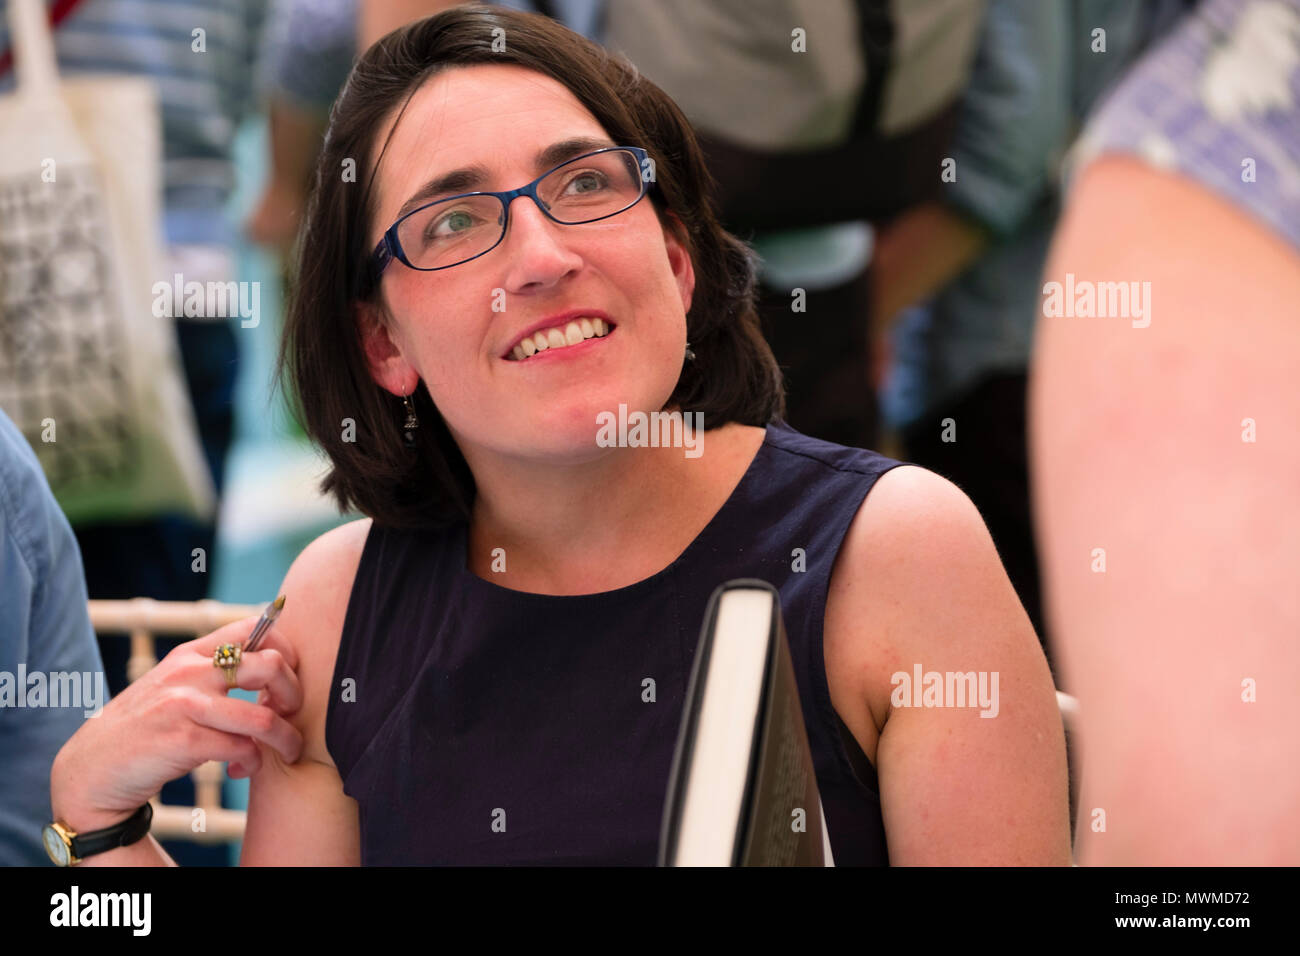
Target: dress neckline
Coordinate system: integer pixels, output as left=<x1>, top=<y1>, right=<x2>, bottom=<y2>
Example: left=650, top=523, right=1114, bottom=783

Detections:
left=453, top=423, right=773, bottom=604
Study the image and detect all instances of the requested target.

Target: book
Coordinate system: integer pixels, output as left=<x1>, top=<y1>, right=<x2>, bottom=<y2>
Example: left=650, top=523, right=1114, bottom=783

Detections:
left=658, top=579, right=833, bottom=866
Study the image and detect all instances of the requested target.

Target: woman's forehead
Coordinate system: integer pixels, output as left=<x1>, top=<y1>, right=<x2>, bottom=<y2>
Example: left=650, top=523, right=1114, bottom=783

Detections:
left=370, top=64, right=609, bottom=226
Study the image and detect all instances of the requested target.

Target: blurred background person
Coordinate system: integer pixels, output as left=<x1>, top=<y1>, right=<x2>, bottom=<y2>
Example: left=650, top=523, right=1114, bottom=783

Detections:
left=359, top=0, right=606, bottom=50
left=872, top=0, right=1184, bottom=663
left=606, top=0, right=985, bottom=453
left=245, top=0, right=357, bottom=260
left=1033, top=0, right=1300, bottom=863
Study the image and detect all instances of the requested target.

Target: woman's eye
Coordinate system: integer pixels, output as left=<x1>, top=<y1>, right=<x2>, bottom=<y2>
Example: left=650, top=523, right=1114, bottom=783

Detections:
left=428, top=209, right=478, bottom=240
left=565, top=171, right=609, bottom=194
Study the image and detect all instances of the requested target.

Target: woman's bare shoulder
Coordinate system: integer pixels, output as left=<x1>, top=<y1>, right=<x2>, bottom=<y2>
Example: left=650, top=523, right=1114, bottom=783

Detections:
left=826, top=464, right=1036, bottom=732
left=826, top=465, right=1070, bottom=862
left=273, top=517, right=374, bottom=767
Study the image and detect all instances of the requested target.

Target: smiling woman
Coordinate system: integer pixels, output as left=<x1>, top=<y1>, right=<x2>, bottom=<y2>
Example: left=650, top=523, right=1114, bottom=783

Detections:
left=277, top=9, right=784, bottom=531
left=47, top=5, right=1070, bottom=868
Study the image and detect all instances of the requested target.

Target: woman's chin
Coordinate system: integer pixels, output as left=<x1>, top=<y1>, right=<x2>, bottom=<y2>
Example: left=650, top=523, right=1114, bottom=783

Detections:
left=481, top=410, right=617, bottom=463
left=462, top=395, right=680, bottom=463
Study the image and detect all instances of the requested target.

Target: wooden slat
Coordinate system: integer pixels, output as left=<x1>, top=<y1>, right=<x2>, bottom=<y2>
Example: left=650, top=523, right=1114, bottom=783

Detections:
left=88, top=598, right=261, bottom=635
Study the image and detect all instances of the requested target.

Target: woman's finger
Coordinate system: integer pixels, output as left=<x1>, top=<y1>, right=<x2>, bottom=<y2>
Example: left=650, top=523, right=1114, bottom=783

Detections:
left=185, top=724, right=265, bottom=771
left=199, top=646, right=304, bottom=716
left=228, top=744, right=263, bottom=779
left=194, top=694, right=304, bottom=765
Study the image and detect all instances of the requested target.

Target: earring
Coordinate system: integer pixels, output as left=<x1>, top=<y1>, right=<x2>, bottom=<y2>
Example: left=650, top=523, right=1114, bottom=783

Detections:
left=401, top=389, right=419, bottom=446
left=684, top=341, right=696, bottom=362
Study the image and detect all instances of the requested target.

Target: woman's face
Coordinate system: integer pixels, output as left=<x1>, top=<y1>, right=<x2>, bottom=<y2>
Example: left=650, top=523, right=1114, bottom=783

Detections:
left=360, top=63, right=695, bottom=465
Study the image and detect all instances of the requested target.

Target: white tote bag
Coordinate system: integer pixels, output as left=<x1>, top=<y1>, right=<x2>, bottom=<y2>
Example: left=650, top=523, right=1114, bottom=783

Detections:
left=0, top=0, right=215, bottom=523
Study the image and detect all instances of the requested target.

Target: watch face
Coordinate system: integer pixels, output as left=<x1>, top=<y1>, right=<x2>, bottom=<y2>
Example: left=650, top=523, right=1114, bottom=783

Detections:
left=42, top=826, right=70, bottom=866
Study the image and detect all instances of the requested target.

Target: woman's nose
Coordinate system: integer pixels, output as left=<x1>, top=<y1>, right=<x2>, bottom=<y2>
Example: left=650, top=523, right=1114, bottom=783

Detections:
left=498, top=193, right=583, bottom=285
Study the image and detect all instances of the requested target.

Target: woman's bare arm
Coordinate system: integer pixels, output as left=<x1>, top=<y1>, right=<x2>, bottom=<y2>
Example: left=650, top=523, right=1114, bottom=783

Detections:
left=1030, top=156, right=1300, bottom=864
left=239, top=519, right=372, bottom=866
left=831, top=465, right=1072, bottom=864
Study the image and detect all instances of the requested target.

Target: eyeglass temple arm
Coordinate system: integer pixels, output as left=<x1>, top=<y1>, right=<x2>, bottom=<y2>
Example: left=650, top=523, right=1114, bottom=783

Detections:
left=371, top=234, right=393, bottom=277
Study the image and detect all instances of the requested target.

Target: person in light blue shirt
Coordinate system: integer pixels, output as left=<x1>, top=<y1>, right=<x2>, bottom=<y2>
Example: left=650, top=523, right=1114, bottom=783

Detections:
left=0, top=406, right=105, bottom=866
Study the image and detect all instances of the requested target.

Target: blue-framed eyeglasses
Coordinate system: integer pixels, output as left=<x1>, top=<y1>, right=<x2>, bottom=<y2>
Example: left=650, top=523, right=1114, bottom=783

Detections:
left=369, top=146, right=653, bottom=283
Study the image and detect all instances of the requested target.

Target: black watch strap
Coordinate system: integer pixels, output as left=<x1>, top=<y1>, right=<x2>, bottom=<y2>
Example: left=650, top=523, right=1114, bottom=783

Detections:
left=71, top=802, right=153, bottom=860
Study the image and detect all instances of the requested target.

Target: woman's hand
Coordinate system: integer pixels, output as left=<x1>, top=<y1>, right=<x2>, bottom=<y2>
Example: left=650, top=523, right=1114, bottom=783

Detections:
left=49, top=617, right=304, bottom=831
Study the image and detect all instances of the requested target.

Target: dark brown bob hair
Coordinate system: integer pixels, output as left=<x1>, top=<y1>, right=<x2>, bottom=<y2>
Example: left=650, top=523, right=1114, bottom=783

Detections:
left=276, top=4, right=784, bottom=530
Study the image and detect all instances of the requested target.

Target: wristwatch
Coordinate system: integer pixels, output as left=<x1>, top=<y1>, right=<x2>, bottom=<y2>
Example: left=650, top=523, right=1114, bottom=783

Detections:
left=42, top=802, right=153, bottom=866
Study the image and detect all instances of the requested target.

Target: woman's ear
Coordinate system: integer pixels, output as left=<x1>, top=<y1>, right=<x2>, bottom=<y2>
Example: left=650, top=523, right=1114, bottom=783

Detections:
left=355, top=299, right=416, bottom=395
left=661, top=211, right=695, bottom=316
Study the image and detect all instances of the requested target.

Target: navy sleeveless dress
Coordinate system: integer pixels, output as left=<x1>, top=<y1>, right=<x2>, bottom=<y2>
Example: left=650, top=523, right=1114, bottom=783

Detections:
left=326, top=421, right=905, bottom=865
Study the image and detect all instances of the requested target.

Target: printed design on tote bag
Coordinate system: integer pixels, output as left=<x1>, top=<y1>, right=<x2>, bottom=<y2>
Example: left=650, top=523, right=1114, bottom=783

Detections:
left=0, top=165, right=138, bottom=492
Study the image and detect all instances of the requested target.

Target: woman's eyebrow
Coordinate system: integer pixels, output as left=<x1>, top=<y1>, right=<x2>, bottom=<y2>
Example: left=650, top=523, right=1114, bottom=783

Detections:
left=393, top=136, right=618, bottom=219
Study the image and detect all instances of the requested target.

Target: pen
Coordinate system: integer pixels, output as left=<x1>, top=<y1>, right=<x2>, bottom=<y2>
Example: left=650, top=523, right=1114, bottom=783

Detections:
left=244, top=595, right=286, bottom=654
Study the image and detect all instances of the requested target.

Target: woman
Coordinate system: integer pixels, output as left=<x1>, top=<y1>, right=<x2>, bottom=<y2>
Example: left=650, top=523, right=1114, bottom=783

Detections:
left=48, top=7, right=1070, bottom=865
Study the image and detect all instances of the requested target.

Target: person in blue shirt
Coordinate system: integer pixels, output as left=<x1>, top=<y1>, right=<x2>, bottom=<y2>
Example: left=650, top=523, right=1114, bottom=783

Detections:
left=0, top=406, right=105, bottom=865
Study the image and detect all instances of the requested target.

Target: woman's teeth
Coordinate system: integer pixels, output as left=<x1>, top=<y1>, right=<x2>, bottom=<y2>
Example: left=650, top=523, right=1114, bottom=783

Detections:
left=509, top=317, right=610, bottom=361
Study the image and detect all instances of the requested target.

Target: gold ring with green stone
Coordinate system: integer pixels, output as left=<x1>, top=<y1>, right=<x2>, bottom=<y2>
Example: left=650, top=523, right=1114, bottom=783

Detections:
left=212, top=642, right=243, bottom=689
